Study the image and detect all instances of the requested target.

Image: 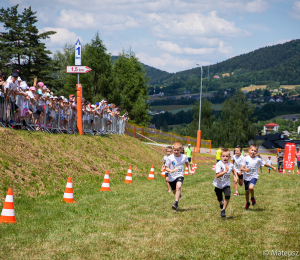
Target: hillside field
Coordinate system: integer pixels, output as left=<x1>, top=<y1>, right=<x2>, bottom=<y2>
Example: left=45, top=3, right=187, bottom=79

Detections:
left=241, top=85, right=300, bottom=92
left=0, top=129, right=299, bottom=259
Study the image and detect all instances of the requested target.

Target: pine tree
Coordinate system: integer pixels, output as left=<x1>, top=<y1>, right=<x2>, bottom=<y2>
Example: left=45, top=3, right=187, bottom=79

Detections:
left=0, top=5, right=56, bottom=85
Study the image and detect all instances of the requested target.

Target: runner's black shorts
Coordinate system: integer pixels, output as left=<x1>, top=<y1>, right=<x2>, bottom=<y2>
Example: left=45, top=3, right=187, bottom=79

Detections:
left=188, top=157, right=191, bottom=162
left=237, top=173, right=243, bottom=180
left=214, top=186, right=231, bottom=201
left=165, top=172, right=169, bottom=178
left=169, top=177, right=184, bottom=191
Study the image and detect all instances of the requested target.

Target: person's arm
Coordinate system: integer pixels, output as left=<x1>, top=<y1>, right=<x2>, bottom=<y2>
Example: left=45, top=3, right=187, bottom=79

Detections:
left=264, top=163, right=276, bottom=171
left=165, top=166, right=178, bottom=173
left=216, top=164, right=229, bottom=178
left=241, top=165, right=250, bottom=172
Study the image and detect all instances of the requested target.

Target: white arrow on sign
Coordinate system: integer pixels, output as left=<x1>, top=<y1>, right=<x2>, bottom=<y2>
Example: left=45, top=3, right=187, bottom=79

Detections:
left=66, top=66, right=92, bottom=73
left=75, top=39, right=81, bottom=66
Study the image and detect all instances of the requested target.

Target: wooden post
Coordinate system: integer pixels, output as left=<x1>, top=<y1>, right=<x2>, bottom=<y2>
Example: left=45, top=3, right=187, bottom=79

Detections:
left=155, top=129, right=157, bottom=143
left=188, top=136, right=190, bottom=144
left=76, top=84, right=83, bottom=135
left=171, top=133, right=173, bottom=145
left=193, top=148, right=195, bottom=165
left=197, top=130, right=201, bottom=153
left=134, top=125, right=136, bottom=138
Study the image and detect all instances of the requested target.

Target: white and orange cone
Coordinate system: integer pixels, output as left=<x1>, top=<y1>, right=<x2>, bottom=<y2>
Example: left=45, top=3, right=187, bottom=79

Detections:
left=184, top=166, right=189, bottom=176
left=148, top=165, right=155, bottom=180
left=297, top=170, right=300, bottom=175
left=191, top=165, right=195, bottom=175
left=195, top=163, right=197, bottom=169
left=161, top=168, right=165, bottom=177
left=212, top=164, right=215, bottom=171
left=124, top=166, right=133, bottom=184
left=0, top=188, right=17, bottom=224
left=63, top=177, right=76, bottom=203
left=100, top=170, right=111, bottom=191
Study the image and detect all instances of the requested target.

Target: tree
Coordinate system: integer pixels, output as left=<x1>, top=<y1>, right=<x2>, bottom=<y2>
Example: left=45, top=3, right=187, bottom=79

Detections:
left=263, top=89, right=270, bottom=97
left=210, top=91, right=256, bottom=147
left=0, top=5, right=57, bottom=85
left=113, top=50, right=149, bottom=125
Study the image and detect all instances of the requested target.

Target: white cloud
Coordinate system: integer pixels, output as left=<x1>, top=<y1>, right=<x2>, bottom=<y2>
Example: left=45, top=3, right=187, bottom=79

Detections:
left=157, top=40, right=215, bottom=55
left=267, top=39, right=292, bottom=46
left=56, top=9, right=96, bottom=29
left=40, top=27, right=81, bottom=47
left=136, top=52, right=199, bottom=72
left=218, top=41, right=234, bottom=54
left=289, top=1, right=300, bottom=20
left=150, top=11, right=251, bottom=39
left=245, top=0, right=269, bottom=13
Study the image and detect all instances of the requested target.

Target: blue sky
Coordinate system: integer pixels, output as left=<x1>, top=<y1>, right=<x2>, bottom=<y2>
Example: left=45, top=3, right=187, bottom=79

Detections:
left=2, top=0, right=300, bottom=72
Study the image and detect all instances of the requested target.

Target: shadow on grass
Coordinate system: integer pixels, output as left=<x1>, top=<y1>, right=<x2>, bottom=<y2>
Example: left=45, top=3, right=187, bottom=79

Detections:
left=175, top=207, right=198, bottom=213
left=221, top=215, right=242, bottom=220
left=249, top=208, right=265, bottom=212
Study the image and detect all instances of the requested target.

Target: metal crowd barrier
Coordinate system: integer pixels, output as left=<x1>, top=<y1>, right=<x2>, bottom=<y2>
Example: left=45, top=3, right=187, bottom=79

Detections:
left=0, top=97, right=126, bottom=135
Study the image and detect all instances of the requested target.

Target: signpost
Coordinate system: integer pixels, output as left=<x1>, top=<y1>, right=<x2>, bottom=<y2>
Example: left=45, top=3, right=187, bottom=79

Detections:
left=284, top=143, right=296, bottom=174
left=66, top=38, right=92, bottom=135
left=66, top=66, right=92, bottom=73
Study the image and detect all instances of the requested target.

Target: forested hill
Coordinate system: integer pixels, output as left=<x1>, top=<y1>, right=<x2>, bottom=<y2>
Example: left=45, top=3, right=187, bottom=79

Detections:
left=112, top=40, right=300, bottom=92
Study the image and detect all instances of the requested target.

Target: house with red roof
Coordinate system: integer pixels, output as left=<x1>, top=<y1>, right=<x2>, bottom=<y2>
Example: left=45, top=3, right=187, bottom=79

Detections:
left=264, top=123, right=279, bottom=134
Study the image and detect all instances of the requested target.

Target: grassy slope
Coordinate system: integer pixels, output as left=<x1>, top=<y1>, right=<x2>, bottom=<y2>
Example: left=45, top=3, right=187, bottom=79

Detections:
left=0, top=130, right=300, bottom=259
left=0, top=129, right=163, bottom=199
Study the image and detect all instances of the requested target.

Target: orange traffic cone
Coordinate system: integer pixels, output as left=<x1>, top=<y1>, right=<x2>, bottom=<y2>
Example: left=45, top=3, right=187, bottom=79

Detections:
left=63, top=177, right=76, bottom=203
left=161, top=168, right=165, bottom=177
left=124, top=166, right=133, bottom=183
left=0, top=188, right=17, bottom=224
left=148, top=165, right=155, bottom=180
left=191, top=165, right=195, bottom=175
left=184, top=166, right=189, bottom=176
left=212, top=164, right=215, bottom=171
left=297, top=170, right=300, bottom=175
left=100, top=170, right=111, bottom=191
left=195, top=163, right=197, bottom=169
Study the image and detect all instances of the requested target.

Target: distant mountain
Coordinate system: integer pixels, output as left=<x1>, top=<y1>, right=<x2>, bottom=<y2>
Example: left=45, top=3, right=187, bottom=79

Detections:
left=112, top=40, right=300, bottom=94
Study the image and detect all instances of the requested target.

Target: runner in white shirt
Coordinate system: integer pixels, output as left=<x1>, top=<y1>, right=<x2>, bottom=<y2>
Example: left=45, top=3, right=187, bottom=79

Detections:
left=161, top=146, right=173, bottom=193
left=241, top=144, right=276, bottom=210
left=213, top=148, right=234, bottom=217
left=165, top=142, right=191, bottom=210
left=232, top=146, right=245, bottom=196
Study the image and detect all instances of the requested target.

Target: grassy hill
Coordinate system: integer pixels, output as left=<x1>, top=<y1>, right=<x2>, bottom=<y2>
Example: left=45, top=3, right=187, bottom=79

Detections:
left=0, top=130, right=299, bottom=258
left=0, top=129, right=163, bottom=199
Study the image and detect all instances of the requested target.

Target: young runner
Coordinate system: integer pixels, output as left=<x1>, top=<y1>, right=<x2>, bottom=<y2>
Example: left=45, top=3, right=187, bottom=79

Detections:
left=266, top=156, right=272, bottom=174
left=232, top=146, right=245, bottom=196
left=241, top=144, right=276, bottom=210
left=277, top=148, right=284, bottom=173
left=165, top=142, right=191, bottom=210
left=185, top=144, right=192, bottom=165
left=213, top=148, right=234, bottom=217
left=216, top=146, right=222, bottom=163
left=161, top=146, right=172, bottom=193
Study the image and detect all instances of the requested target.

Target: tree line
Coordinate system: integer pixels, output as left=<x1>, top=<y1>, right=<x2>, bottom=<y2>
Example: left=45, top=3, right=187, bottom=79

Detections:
left=0, top=5, right=149, bottom=125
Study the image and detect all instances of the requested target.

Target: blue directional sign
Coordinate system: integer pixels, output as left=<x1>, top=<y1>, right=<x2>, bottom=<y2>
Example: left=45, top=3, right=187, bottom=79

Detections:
left=75, top=39, right=82, bottom=66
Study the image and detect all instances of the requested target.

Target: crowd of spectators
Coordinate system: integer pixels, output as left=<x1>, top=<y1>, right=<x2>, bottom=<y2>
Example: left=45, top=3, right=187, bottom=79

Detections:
left=0, top=70, right=128, bottom=134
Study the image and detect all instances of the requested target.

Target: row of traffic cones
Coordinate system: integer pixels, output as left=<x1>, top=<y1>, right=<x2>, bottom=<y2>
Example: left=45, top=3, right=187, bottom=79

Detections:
left=0, top=164, right=199, bottom=224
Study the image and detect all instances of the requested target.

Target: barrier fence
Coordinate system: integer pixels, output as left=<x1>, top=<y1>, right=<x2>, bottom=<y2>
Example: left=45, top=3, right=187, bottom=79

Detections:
left=125, top=122, right=212, bottom=152
left=0, top=97, right=126, bottom=135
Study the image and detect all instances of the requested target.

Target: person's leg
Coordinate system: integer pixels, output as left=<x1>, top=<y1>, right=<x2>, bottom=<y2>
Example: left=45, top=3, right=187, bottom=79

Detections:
left=165, top=176, right=171, bottom=192
left=223, top=186, right=231, bottom=211
left=174, top=181, right=182, bottom=203
left=233, top=173, right=238, bottom=195
left=214, top=187, right=224, bottom=209
left=249, top=178, right=257, bottom=205
left=238, top=174, right=243, bottom=186
left=244, top=180, right=250, bottom=209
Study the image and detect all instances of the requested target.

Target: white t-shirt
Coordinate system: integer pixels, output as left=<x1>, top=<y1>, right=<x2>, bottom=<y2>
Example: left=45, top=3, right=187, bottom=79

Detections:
left=165, top=154, right=188, bottom=182
left=6, top=80, right=18, bottom=101
left=163, top=155, right=169, bottom=173
left=212, top=161, right=234, bottom=189
left=232, top=155, right=245, bottom=174
left=242, top=155, right=265, bottom=181
left=266, top=159, right=272, bottom=166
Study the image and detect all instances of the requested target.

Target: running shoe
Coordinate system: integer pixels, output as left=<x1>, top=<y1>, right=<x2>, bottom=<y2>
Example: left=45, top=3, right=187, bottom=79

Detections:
left=234, top=192, right=239, bottom=196
left=168, top=189, right=171, bottom=193
left=245, top=202, right=250, bottom=210
left=220, top=209, right=226, bottom=217
left=251, top=198, right=256, bottom=206
left=172, top=203, right=178, bottom=210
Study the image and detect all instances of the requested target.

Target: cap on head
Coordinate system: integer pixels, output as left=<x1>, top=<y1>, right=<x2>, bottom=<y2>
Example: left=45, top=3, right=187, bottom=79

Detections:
left=37, top=82, right=44, bottom=87
left=37, top=89, right=42, bottom=95
left=30, top=86, right=36, bottom=91
left=188, top=144, right=191, bottom=147
left=11, top=72, right=18, bottom=77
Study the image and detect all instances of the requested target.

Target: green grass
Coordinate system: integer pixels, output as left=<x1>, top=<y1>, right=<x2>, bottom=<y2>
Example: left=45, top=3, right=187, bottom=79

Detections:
left=0, top=164, right=299, bottom=259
